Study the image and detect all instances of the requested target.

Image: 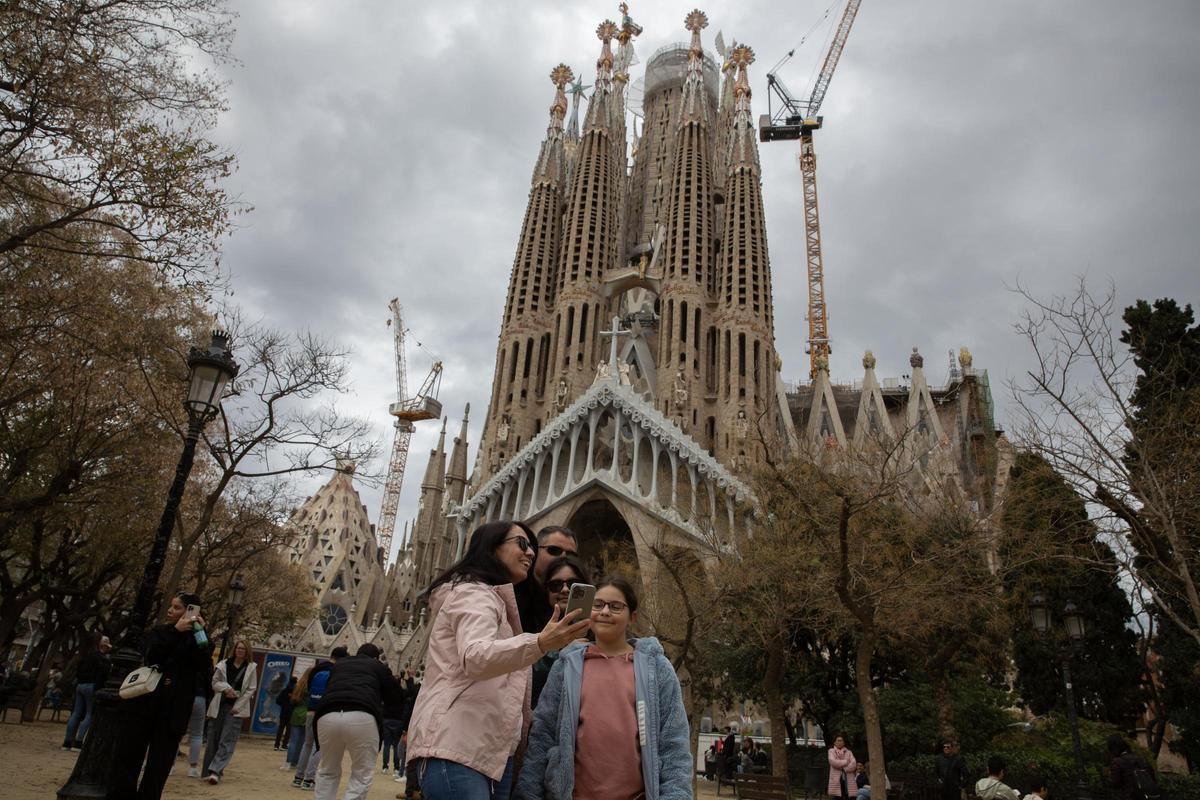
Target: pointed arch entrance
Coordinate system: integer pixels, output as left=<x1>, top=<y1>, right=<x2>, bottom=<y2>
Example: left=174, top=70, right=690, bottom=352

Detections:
left=566, top=497, right=638, bottom=582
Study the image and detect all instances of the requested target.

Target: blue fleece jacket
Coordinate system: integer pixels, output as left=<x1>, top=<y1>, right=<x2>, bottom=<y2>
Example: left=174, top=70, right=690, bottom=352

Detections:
left=515, top=637, right=692, bottom=800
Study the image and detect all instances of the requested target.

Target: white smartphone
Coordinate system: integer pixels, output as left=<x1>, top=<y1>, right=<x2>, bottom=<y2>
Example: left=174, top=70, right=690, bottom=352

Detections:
left=186, top=604, right=201, bottom=622
left=564, top=583, right=596, bottom=623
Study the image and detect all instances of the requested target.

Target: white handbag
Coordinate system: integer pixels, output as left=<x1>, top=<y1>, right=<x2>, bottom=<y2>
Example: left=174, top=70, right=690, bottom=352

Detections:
left=119, top=665, right=162, bottom=699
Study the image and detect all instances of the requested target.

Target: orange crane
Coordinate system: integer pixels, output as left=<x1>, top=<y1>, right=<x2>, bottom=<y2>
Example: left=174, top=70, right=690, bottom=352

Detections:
left=377, top=299, right=443, bottom=565
left=760, top=0, right=863, bottom=378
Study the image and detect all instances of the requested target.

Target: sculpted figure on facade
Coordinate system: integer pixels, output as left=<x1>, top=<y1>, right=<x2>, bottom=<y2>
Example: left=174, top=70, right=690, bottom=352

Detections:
left=496, top=414, right=511, bottom=444
left=554, top=376, right=570, bottom=412
left=734, top=408, right=750, bottom=442
left=618, top=361, right=632, bottom=386
left=594, top=359, right=613, bottom=383
left=910, top=347, right=924, bottom=369
left=958, top=346, right=973, bottom=370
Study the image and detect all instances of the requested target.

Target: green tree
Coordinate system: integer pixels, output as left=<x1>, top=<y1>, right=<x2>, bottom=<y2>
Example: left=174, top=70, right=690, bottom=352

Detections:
left=1002, top=453, right=1144, bottom=726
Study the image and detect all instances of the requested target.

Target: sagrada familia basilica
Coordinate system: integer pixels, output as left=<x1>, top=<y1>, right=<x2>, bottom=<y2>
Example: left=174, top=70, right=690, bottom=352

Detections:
left=270, top=5, right=1010, bottom=670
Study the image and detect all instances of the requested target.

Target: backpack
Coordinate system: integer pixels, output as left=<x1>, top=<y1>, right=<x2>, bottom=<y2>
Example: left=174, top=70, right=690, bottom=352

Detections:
left=308, top=665, right=332, bottom=708
left=1133, top=769, right=1162, bottom=800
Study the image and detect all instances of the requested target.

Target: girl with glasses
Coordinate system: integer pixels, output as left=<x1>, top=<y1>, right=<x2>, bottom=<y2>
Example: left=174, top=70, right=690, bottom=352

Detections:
left=531, top=554, right=590, bottom=708
left=517, top=576, right=692, bottom=800
left=406, top=521, right=591, bottom=800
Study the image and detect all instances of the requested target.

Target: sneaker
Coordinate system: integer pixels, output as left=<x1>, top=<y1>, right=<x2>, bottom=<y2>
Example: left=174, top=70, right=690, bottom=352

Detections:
left=394, top=771, right=405, bottom=782
left=292, top=777, right=303, bottom=787
left=206, top=774, right=220, bottom=785
left=281, top=762, right=294, bottom=770
left=61, top=744, right=72, bottom=751
left=301, top=779, right=315, bottom=790
left=187, top=766, right=201, bottom=778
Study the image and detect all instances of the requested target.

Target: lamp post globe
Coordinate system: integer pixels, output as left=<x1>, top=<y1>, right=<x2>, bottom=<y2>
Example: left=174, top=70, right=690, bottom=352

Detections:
left=1029, top=592, right=1051, bottom=634
left=58, top=331, right=237, bottom=799
left=229, top=573, right=247, bottom=609
left=1062, top=601, right=1086, bottom=643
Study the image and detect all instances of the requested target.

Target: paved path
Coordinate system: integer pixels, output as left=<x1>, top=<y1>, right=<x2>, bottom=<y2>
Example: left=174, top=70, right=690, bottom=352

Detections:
left=0, top=719, right=724, bottom=798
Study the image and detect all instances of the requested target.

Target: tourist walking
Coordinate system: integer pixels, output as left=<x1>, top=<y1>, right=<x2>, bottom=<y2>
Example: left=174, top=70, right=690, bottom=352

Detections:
left=937, top=739, right=968, bottom=800
left=292, top=646, right=346, bottom=789
left=380, top=672, right=406, bottom=775
left=406, top=520, right=591, bottom=800
left=517, top=576, right=692, bottom=800
left=975, top=756, right=1020, bottom=800
left=531, top=554, right=590, bottom=707
left=201, top=639, right=258, bottom=785
left=61, top=634, right=111, bottom=750
left=285, top=668, right=311, bottom=769
left=828, top=734, right=858, bottom=800
left=311, top=643, right=405, bottom=800
left=107, top=591, right=214, bottom=800
left=275, top=674, right=297, bottom=750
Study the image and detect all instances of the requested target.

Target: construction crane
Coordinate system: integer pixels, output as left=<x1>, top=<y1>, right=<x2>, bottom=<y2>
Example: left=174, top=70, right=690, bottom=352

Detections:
left=377, top=299, right=444, bottom=565
left=760, top=0, right=863, bottom=378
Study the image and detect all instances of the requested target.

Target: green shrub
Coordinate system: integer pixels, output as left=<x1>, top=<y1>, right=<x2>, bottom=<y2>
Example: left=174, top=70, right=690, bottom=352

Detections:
left=1161, top=773, right=1200, bottom=800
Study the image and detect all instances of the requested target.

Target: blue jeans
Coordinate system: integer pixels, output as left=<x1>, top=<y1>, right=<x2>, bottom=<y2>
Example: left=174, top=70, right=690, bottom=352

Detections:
left=286, top=723, right=307, bottom=765
left=418, top=756, right=513, bottom=800
left=188, top=695, right=207, bottom=765
left=381, top=720, right=405, bottom=770
left=63, top=683, right=95, bottom=744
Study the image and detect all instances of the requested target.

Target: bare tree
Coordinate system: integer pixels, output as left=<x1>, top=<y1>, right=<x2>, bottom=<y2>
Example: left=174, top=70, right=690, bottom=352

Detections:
left=0, top=0, right=239, bottom=280
left=154, top=313, right=381, bottom=605
left=1011, top=279, right=1200, bottom=646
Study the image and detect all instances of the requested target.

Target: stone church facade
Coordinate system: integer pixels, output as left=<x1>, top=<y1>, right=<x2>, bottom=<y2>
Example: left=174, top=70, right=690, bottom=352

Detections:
left=371, top=6, right=1013, bottom=669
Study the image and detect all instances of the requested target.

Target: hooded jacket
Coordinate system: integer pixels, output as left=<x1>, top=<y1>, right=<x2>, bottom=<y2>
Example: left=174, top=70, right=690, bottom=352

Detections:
left=975, top=777, right=1020, bottom=800
left=515, top=637, right=692, bottom=800
left=405, top=580, right=544, bottom=781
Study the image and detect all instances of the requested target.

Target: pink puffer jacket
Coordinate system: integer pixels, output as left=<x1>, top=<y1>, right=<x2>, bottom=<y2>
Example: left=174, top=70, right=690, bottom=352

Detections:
left=828, top=746, right=858, bottom=797
left=406, top=580, right=544, bottom=781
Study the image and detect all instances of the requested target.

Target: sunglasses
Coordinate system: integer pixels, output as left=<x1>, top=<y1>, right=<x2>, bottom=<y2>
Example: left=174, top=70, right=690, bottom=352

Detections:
left=546, top=578, right=579, bottom=593
left=542, top=544, right=577, bottom=558
left=503, top=536, right=537, bottom=553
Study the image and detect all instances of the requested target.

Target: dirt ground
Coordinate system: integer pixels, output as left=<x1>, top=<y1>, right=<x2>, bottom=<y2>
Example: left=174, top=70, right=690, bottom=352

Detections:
left=0, top=719, right=723, bottom=798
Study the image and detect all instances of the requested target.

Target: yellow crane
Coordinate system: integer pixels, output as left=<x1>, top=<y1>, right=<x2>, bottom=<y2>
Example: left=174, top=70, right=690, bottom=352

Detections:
left=760, top=0, right=863, bottom=378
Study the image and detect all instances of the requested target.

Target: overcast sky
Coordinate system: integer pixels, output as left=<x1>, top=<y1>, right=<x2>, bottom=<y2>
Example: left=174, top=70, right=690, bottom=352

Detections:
left=211, top=0, right=1200, bottom=563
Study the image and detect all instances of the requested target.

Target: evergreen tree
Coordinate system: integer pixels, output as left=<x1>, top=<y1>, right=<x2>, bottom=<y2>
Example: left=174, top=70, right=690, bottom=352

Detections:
left=1003, top=453, right=1144, bottom=726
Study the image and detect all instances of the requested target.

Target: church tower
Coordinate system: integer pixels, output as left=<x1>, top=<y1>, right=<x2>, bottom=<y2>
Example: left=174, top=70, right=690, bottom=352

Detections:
left=713, top=45, right=780, bottom=467
left=479, top=69, right=573, bottom=479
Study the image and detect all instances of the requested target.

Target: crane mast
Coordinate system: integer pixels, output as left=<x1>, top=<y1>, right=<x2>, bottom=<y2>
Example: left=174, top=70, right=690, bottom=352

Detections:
left=378, top=299, right=443, bottom=565
left=760, top=0, right=863, bottom=378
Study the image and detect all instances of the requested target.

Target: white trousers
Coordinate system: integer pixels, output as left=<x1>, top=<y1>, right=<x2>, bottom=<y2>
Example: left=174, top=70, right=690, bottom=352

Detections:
left=314, top=710, right=379, bottom=800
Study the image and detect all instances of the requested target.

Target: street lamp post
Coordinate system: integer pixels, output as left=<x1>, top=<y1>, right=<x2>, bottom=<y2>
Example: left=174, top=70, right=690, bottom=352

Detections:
left=1029, top=593, right=1091, bottom=800
left=59, top=331, right=238, bottom=800
left=219, top=574, right=247, bottom=660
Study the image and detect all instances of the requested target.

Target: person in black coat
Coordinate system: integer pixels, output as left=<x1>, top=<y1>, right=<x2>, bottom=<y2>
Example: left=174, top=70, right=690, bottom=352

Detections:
left=312, top=643, right=405, bottom=797
left=1106, top=734, right=1156, bottom=800
left=274, top=675, right=297, bottom=750
left=108, top=592, right=213, bottom=800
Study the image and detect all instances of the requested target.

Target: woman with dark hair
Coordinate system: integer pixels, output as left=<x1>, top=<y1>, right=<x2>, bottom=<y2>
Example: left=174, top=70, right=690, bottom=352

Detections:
left=518, top=575, right=693, bottom=800
left=828, top=734, right=858, bottom=800
left=531, top=554, right=589, bottom=707
left=406, top=521, right=592, bottom=800
left=108, top=591, right=214, bottom=800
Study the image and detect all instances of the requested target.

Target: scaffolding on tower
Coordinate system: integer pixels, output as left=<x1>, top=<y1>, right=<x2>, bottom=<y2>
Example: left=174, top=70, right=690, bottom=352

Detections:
left=377, top=299, right=443, bottom=565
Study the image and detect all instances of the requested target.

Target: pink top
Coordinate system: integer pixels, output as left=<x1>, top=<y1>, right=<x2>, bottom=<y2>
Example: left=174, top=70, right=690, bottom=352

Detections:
left=574, top=645, right=644, bottom=800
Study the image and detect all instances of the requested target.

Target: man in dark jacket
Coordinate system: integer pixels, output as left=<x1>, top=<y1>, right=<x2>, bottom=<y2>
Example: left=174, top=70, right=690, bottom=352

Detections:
left=937, top=739, right=968, bottom=800
left=313, top=643, right=404, bottom=798
left=292, top=646, right=346, bottom=789
left=274, top=675, right=297, bottom=750
left=1107, top=734, right=1156, bottom=800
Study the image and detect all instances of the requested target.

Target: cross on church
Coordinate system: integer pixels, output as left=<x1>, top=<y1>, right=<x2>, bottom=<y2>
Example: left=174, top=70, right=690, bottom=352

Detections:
left=600, top=315, right=631, bottom=377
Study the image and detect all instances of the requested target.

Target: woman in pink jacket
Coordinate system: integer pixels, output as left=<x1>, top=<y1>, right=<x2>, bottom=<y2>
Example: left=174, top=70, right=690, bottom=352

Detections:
left=828, top=734, right=858, bottom=800
left=406, top=520, right=591, bottom=800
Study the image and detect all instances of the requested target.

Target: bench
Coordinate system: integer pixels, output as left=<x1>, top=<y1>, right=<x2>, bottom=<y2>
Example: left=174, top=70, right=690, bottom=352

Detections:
left=735, top=773, right=790, bottom=799
left=38, top=692, right=72, bottom=722
left=1, top=690, right=32, bottom=723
